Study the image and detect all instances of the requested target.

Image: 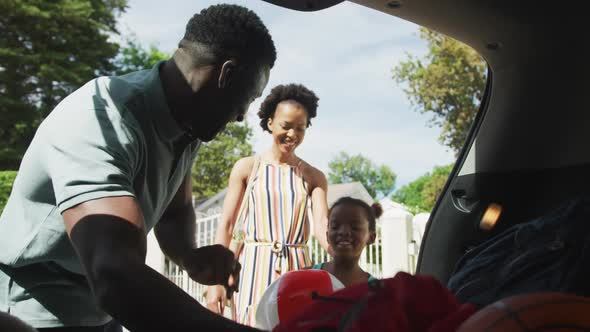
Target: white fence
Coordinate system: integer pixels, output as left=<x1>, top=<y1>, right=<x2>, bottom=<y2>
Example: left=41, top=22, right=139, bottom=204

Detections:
left=163, top=213, right=221, bottom=304
left=161, top=211, right=393, bottom=305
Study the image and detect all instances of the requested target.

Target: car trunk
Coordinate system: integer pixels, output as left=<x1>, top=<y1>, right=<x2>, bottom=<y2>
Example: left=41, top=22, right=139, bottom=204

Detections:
left=261, top=0, right=590, bottom=284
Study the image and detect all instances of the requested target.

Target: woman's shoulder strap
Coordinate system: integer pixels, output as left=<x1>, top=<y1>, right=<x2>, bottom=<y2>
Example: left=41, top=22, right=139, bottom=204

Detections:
left=246, top=155, right=261, bottom=182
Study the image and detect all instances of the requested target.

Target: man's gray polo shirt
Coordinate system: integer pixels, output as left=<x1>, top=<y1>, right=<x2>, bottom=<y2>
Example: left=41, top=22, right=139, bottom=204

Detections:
left=0, top=62, right=200, bottom=327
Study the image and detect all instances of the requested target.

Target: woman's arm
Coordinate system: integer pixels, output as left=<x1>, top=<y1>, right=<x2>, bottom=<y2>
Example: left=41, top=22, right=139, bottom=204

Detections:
left=206, top=157, right=252, bottom=314
left=309, top=168, right=331, bottom=255
left=214, top=157, right=252, bottom=248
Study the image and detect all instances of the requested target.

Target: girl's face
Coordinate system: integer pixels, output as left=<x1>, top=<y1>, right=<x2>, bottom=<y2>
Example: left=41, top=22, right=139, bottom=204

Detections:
left=327, top=204, right=376, bottom=259
left=267, top=101, right=308, bottom=154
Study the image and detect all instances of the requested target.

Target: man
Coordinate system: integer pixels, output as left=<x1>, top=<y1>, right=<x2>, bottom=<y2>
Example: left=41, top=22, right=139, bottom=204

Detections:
left=0, top=4, right=275, bottom=331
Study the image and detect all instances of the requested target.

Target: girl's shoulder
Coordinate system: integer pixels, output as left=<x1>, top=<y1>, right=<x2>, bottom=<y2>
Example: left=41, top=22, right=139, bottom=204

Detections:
left=310, top=262, right=325, bottom=270
left=302, top=262, right=326, bottom=270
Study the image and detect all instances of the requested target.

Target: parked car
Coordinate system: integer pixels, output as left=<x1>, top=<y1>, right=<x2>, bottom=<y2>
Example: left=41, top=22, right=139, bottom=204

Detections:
left=262, top=0, right=588, bottom=285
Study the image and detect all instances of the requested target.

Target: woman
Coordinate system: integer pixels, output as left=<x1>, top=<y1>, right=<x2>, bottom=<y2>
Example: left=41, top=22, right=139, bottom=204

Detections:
left=206, top=83, right=330, bottom=325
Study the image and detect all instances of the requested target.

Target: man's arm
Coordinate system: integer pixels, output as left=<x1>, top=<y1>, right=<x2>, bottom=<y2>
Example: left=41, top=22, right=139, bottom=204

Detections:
left=154, top=174, right=196, bottom=268
left=63, top=196, right=257, bottom=332
left=154, top=174, right=239, bottom=286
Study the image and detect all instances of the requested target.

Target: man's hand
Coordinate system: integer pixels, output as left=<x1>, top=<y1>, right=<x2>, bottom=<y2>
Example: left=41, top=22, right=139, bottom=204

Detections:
left=183, top=244, right=241, bottom=292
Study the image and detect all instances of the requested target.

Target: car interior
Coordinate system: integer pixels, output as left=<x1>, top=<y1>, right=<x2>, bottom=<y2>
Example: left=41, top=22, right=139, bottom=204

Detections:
left=262, top=0, right=589, bottom=284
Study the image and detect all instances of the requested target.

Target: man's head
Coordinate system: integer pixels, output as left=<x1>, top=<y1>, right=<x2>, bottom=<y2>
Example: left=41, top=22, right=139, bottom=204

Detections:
left=173, top=4, right=276, bottom=141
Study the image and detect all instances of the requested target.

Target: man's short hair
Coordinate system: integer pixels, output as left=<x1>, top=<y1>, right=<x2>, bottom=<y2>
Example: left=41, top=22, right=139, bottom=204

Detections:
left=181, top=4, right=276, bottom=68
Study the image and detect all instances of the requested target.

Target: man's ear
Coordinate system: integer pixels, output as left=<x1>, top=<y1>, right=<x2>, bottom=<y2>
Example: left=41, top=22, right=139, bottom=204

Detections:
left=218, top=59, right=238, bottom=89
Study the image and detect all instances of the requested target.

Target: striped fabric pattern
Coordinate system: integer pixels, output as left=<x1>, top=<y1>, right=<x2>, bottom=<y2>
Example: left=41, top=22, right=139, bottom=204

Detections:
left=233, top=160, right=311, bottom=326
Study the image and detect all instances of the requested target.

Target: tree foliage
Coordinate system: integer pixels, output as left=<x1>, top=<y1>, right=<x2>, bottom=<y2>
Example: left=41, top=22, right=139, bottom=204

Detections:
left=393, top=27, right=487, bottom=153
left=192, top=123, right=254, bottom=199
left=0, top=0, right=128, bottom=169
left=392, top=164, right=453, bottom=214
left=113, top=37, right=168, bottom=75
left=0, top=171, right=17, bottom=214
left=1, top=2, right=254, bottom=200
left=328, top=152, right=396, bottom=199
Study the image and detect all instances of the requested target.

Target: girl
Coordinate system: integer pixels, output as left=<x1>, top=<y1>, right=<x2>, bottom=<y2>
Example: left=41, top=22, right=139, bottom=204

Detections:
left=311, top=197, right=382, bottom=286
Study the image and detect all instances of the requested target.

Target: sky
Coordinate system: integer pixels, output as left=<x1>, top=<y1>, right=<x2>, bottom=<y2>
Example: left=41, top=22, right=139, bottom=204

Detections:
left=117, top=0, right=456, bottom=188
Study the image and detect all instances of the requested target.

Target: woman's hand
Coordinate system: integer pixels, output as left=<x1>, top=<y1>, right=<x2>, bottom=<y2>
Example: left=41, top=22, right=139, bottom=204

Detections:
left=309, top=168, right=331, bottom=254
left=206, top=285, right=228, bottom=315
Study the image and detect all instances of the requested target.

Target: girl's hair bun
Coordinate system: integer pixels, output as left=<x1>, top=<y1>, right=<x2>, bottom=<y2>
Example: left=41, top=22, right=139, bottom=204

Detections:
left=371, top=202, right=383, bottom=219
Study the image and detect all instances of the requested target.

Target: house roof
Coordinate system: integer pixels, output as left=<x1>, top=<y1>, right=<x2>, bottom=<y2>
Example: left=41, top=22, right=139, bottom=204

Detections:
left=379, top=197, right=412, bottom=219
left=326, top=182, right=373, bottom=207
left=194, top=188, right=227, bottom=213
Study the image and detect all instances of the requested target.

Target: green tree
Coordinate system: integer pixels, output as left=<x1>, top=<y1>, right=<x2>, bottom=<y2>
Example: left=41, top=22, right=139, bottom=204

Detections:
left=0, top=171, right=18, bottom=214
left=392, top=176, right=430, bottom=214
left=393, top=164, right=453, bottom=214
left=328, top=152, right=396, bottom=198
left=392, top=28, right=487, bottom=154
left=192, top=123, right=254, bottom=199
left=113, top=37, right=168, bottom=75
left=0, top=0, right=128, bottom=169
